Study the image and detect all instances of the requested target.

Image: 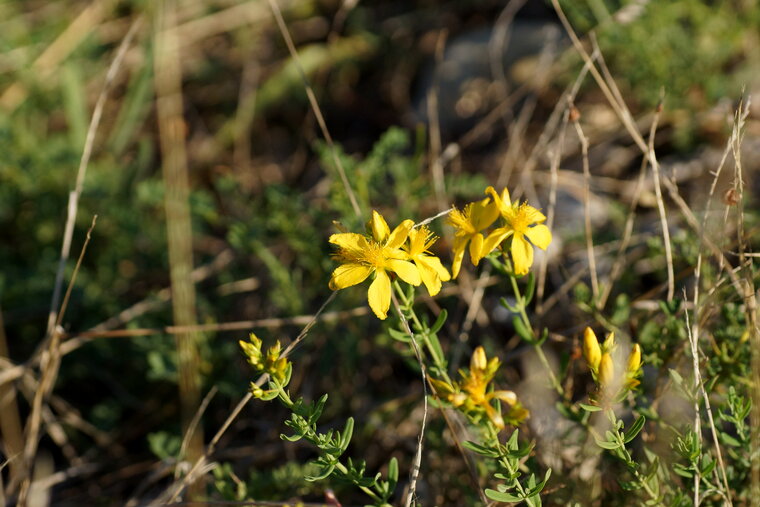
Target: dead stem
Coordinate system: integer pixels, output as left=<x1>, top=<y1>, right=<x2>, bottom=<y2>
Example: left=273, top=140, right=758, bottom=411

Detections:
left=154, top=1, right=203, bottom=498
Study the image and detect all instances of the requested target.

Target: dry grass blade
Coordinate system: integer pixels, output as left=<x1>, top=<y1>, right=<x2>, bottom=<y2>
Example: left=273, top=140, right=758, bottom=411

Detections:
left=571, top=109, right=599, bottom=303
left=730, top=96, right=759, bottom=501
left=44, top=16, right=143, bottom=340
left=17, top=216, right=98, bottom=506
left=390, top=291, right=429, bottom=507
left=598, top=103, right=661, bottom=308
left=266, top=0, right=362, bottom=218
left=0, top=0, right=109, bottom=113
left=0, top=306, right=24, bottom=487
left=175, top=387, right=218, bottom=480
left=427, top=29, right=448, bottom=214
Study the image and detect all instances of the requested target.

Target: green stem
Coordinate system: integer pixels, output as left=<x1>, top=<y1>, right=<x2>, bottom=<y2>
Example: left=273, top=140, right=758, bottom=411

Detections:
left=488, top=426, right=528, bottom=498
left=604, top=409, right=661, bottom=503
left=334, top=462, right=382, bottom=502
left=393, top=280, right=453, bottom=385
left=506, top=272, right=564, bottom=398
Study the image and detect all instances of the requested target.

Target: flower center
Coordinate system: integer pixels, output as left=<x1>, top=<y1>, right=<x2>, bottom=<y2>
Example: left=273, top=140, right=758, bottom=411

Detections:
left=358, top=241, right=389, bottom=268
left=506, top=204, right=533, bottom=234
left=448, top=208, right=476, bottom=235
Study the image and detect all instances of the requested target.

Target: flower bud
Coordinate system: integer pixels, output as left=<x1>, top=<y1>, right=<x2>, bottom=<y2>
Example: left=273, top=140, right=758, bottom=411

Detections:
left=368, top=210, right=389, bottom=242
left=583, top=327, right=602, bottom=373
left=627, top=344, right=642, bottom=374
left=492, top=390, right=518, bottom=405
left=451, top=392, right=468, bottom=407
left=598, top=352, right=614, bottom=387
left=471, top=346, right=488, bottom=371
left=602, top=331, right=615, bottom=353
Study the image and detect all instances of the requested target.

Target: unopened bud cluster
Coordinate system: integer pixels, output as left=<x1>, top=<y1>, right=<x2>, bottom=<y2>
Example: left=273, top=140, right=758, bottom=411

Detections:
left=582, top=327, right=643, bottom=393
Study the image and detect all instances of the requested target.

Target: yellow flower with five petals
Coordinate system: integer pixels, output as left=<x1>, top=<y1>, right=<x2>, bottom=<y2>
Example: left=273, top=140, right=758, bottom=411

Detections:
left=403, top=226, right=451, bottom=296
left=447, top=197, right=499, bottom=278
left=480, top=186, right=552, bottom=276
left=329, top=211, right=421, bottom=319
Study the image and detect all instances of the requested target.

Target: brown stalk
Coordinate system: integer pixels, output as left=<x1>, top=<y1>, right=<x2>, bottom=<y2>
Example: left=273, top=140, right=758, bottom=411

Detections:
left=153, top=1, right=203, bottom=499
left=17, top=216, right=98, bottom=506
left=0, top=307, right=24, bottom=487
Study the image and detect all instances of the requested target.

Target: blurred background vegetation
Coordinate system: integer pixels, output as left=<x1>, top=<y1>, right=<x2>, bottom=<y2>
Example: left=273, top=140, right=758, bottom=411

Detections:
left=1, top=0, right=759, bottom=504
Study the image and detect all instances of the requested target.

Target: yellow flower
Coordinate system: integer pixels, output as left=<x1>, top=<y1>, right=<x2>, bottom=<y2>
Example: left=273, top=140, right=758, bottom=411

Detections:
left=447, top=198, right=499, bottom=278
left=441, top=346, right=527, bottom=430
left=404, top=226, right=451, bottom=296
left=480, top=186, right=552, bottom=276
left=329, top=210, right=421, bottom=319
left=583, top=327, right=602, bottom=374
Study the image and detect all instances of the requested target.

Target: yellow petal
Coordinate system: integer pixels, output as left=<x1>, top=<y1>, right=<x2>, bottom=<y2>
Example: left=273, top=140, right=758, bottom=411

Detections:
left=469, top=232, right=485, bottom=266
left=369, top=210, right=390, bottom=243
left=481, top=228, right=512, bottom=259
left=523, top=205, right=547, bottom=224
left=368, top=269, right=391, bottom=319
left=329, top=263, right=373, bottom=290
left=485, top=186, right=512, bottom=218
left=451, top=236, right=467, bottom=279
left=524, top=224, right=552, bottom=250
left=416, top=259, right=442, bottom=296
left=485, top=186, right=503, bottom=212
left=424, top=254, right=451, bottom=282
left=387, top=259, right=421, bottom=286
left=329, top=232, right=369, bottom=252
left=387, top=219, right=414, bottom=248
left=510, top=234, right=534, bottom=276
left=472, top=197, right=500, bottom=230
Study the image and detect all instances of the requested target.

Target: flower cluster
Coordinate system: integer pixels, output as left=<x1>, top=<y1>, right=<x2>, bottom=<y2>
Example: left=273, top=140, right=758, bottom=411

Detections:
left=239, top=333, right=291, bottom=398
left=430, top=346, right=528, bottom=430
left=448, top=186, right=552, bottom=277
left=582, top=327, right=643, bottom=394
left=328, top=210, right=450, bottom=319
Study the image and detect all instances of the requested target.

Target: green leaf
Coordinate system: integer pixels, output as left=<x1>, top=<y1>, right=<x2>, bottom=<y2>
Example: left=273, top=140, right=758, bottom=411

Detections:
left=388, top=328, right=411, bottom=342
left=388, top=457, right=398, bottom=492
left=512, top=316, right=534, bottom=343
left=308, top=394, right=328, bottom=426
left=305, top=463, right=336, bottom=481
left=463, top=440, right=499, bottom=458
left=427, top=331, right=446, bottom=369
left=720, top=432, right=742, bottom=447
left=672, top=464, right=694, bottom=479
left=668, top=368, right=683, bottom=386
left=340, top=417, right=355, bottom=451
left=524, top=272, right=536, bottom=303
left=579, top=403, right=602, bottom=412
left=700, top=456, right=716, bottom=476
left=430, top=309, right=447, bottom=334
left=595, top=438, right=621, bottom=450
left=526, top=468, right=552, bottom=496
left=624, top=415, right=646, bottom=443
left=500, top=297, right=519, bottom=313
left=485, top=489, right=523, bottom=502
